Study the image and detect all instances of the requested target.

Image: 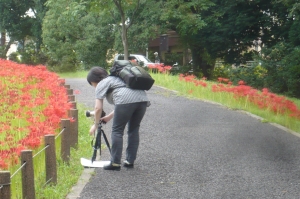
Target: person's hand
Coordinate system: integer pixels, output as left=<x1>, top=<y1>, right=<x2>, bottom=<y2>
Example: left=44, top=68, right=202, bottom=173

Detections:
left=89, top=124, right=97, bottom=136
left=100, top=115, right=113, bottom=124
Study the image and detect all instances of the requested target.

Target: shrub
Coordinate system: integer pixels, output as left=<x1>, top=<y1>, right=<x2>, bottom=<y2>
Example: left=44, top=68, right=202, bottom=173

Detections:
left=260, top=42, right=300, bottom=98
left=212, top=64, right=231, bottom=80
left=228, top=65, right=267, bottom=89
left=8, top=52, right=21, bottom=63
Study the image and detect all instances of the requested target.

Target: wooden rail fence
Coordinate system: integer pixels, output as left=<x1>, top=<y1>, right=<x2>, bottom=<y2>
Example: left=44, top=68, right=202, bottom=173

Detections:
left=0, top=82, right=78, bottom=199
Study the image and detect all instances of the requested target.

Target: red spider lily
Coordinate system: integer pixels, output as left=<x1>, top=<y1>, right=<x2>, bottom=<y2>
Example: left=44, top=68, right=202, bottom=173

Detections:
left=179, top=74, right=207, bottom=88
left=69, top=117, right=76, bottom=123
left=74, top=90, right=80, bottom=94
left=0, top=160, right=8, bottom=170
left=0, top=59, right=71, bottom=169
left=210, top=79, right=300, bottom=119
left=148, top=63, right=172, bottom=73
left=238, top=80, right=246, bottom=85
left=179, top=74, right=300, bottom=120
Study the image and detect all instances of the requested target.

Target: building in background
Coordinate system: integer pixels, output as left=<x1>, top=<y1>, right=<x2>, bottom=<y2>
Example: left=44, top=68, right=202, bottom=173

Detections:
left=148, top=30, right=191, bottom=66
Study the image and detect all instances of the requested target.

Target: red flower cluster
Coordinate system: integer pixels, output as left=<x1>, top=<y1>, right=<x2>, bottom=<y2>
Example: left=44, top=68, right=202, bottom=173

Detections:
left=217, top=77, right=232, bottom=85
left=0, top=59, right=71, bottom=170
left=147, top=63, right=172, bottom=73
left=179, top=74, right=207, bottom=88
left=178, top=74, right=300, bottom=119
left=211, top=78, right=300, bottom=119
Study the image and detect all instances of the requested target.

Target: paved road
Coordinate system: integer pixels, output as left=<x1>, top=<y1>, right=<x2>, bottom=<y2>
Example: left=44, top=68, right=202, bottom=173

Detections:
left=66, top=78, right=300, bottom=199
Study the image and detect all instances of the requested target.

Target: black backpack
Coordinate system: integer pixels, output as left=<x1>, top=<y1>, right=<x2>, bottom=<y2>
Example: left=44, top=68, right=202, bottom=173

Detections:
left=109, top=60, right=155, bottom=90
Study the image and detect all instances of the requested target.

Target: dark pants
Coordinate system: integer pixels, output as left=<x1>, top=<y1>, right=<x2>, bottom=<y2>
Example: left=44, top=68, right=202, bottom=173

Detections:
left=111, top=102, right=147, bottom=164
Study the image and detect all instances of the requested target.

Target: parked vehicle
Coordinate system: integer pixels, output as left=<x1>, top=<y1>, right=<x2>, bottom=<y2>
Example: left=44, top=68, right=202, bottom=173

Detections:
left=114, top=54, right=154, bottom=67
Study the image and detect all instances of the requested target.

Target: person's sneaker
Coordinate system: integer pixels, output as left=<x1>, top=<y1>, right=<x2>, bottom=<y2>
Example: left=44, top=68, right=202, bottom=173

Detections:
left=103, top=162, right=121, bottom=171
left=123, top=160, right=134, bottom=168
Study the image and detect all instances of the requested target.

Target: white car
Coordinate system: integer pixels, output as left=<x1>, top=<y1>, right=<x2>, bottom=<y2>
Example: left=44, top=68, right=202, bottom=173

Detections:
left=114, top=54, right=154, bottom=67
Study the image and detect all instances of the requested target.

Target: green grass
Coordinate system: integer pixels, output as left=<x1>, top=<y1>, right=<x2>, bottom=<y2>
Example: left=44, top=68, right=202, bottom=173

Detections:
left=58, top=70, right=88, bottom=78
left=36, top=103, right=94, bottom=199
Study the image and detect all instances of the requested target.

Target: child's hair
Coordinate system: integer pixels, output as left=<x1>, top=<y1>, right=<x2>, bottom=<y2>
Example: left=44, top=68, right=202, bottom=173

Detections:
left=87, top=66, right=108, bottom=85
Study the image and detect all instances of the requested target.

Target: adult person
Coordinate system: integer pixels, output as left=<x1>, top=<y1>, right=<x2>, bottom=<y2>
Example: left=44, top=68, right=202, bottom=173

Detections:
left=154, top=52, right=160, bottom=63
left=87, top=66, right=149, bottom=171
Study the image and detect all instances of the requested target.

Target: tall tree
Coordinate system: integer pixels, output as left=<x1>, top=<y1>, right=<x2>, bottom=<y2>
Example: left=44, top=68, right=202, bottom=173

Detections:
left=91, top=0, right=157, bottom=60
left=30, top=0, right=48, bottom=51
left=43, top=0, right=116, bottom=70
left=42, top=0, right=165, bottom=70
left=161, top=0, right=291, bottom=79
left=258, top=0, right=300, bottom=97
left=0, top=0, right=47, bottom=58
left=0, top=0, right=32, bottom=57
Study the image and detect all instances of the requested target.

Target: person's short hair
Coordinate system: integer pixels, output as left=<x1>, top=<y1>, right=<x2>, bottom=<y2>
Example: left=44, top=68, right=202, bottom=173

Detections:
left=87, top=66, right=108, bottom=85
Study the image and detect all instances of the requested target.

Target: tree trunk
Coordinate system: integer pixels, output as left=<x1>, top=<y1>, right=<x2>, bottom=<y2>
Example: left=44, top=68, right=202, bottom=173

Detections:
left=121, top=23, right=129, bottom=60
left=0, top=32, right=5, bottom=46
left=191, top=47, right=215, bottom=79
left=1, top=39, right=13, bottom=59
left=199, top=60, right=214, bottom=79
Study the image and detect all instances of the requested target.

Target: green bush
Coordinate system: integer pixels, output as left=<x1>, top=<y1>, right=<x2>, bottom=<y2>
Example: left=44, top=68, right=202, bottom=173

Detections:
left=228, top=65, right=267, bottom=89
left=170, top=64, right=192, bottom=75
left=0, top=46, right=6, bottom=58
left=164, top=52, right=183, bottom=66
left=8, top=52, right=21, bottom=63
left=260, top=42, right=300, bottom=98
left=212, top=64, right=231, bottom=80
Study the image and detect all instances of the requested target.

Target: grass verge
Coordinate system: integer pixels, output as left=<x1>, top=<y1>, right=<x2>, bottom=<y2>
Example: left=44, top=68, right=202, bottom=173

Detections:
left=150, top=72, right=300, bottom=133
left=58, top=70, right=88, bottom=78
left=35, top=103, right=93, bottom=199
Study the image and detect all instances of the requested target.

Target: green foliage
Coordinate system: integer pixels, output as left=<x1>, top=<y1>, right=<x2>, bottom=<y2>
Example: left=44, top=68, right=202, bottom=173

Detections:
left=0, top=0, right=47, bottom=57
left=170, top=64, right=192, bottom=75
left=17, top=42, right=48, bottom=65
left=164, top=52, right=183, bottom=66
left=212, top=64, right=231, bottom=80
left=43, top=0, right=116, bottom=71
left=92, top=0, right=165, bottom=56
left=228, top=65, right=267, bottom=89
left=161, top=0, right=213, bottom=36
left=0, top=46, right=5, bottom=58
left=0, top=0, right=33, bottom=38
left=8, top=52, right=21, bottom=63
left=260, top=42, right=300, bottom=98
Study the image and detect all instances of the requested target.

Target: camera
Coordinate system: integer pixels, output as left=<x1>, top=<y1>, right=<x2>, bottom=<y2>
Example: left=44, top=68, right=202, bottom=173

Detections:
left=85, top=110, right=95, bottom=117
left=85, top=110, right=106, bottom=118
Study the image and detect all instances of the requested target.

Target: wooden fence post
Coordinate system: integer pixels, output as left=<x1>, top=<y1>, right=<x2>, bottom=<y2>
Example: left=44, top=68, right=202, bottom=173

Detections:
left=21, top=150, right=35, bottom=199
left=45, top=135, right=57, bottom=184
left=68, top=95, right=75, bottom=102
left=64, top=85, right=70, bottom=89
left=69, top=101, right=77, bottom=109
left=68, top=109, right=79, bottom=149
left=58, top=78, right=65, bottom=86
left=0, top=171, right=11, bottom=199
left=67, top=89, right=73, bottom=95
left=61, top=119, right=71, bottom=163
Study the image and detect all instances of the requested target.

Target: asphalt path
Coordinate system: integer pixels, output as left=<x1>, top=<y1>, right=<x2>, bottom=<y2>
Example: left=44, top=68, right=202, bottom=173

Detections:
left=65, top=78, right=300, bottom=199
